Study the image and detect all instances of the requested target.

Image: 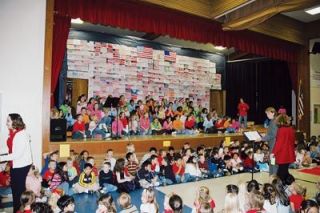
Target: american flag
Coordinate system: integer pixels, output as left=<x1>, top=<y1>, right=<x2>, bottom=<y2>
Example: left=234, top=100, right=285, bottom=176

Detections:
left=137, top=46, right=153, bottom=59
left=164, top=50, right=176, bottom=62
left=298, top=80, right=304, bottom=120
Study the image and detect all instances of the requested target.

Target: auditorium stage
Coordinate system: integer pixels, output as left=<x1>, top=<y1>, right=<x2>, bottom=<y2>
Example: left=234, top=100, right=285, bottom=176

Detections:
left=49, top=132, right=245, bottom=156
left=48, top=125, right=266, bottom=156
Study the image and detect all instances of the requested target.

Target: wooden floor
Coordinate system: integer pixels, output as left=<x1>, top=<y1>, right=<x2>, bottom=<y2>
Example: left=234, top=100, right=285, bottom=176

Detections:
left=49, top=133, right=245, bottom=156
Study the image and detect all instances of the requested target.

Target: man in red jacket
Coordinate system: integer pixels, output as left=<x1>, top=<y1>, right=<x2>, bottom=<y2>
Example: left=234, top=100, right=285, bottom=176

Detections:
left=237, top=98, right=249, bottom=128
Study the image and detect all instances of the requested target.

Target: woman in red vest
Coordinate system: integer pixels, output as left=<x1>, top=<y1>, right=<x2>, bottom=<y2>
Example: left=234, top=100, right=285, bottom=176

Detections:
left=0, top=114, right=32, bottom=212
left=272, top=114, right=296, bottom=181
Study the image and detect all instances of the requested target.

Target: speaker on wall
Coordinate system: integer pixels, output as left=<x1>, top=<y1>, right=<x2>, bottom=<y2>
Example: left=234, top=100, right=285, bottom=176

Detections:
left=50, top=118, right=67, bottom=142
left=311, top=42, right=320, bottom=54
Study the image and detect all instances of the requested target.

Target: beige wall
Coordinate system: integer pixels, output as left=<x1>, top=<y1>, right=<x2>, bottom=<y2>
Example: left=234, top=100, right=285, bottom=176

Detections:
left=310, top=38, right=320, bottom=136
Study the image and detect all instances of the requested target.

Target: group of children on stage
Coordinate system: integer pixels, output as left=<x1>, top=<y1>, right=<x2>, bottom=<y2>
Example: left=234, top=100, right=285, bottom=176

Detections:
left=51, top=94, right=242, bottom=140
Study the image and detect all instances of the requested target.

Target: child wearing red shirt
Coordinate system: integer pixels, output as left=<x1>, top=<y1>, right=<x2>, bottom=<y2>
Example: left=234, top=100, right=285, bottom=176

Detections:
left=172, top=155, right=185, bottom=183
left=72, top=114, right=87, bottom=139
left=42, top=160, right=56, bottom=188
left=289, top=182, right=305, bottom=213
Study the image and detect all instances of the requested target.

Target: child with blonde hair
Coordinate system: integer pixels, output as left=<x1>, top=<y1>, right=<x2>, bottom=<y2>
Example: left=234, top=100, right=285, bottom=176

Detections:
left=246, top=191, right=265, bottom=213
left=118, top=193, right=138, bottom=213
left=192, top=186, right=215, bottom=213
left=140, top=188, right=159, bottom=213
left=66, top=157, right=78, bottom=184
left=289, top=182, right=305, bottom=212
left=96, top=193, right=117, bottom=213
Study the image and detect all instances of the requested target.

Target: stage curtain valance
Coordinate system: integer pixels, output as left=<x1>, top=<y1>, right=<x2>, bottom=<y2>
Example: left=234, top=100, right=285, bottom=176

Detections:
left=51, top=0, right=300, bottom=105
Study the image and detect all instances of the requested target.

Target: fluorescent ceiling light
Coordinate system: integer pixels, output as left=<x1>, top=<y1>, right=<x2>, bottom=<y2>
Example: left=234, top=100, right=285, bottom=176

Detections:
left=214, top=0, right=256, bottom=19
left=71, top=18, right=84, bottom=24
left=215, top=46, right=226, bottom=50
left=305, top=6, right=320, bottom=15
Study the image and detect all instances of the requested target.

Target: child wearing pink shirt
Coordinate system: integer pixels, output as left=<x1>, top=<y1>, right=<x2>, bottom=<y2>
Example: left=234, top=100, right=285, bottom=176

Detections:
left=112, top=116, right=124, bottom=137
left=26, top=165, right=42, bottom=197
left=139, top=112, right=151, bottom=135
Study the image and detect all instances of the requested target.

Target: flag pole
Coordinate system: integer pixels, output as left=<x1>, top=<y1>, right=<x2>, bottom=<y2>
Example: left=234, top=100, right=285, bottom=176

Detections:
left=297, top=79, right=303, bottom=132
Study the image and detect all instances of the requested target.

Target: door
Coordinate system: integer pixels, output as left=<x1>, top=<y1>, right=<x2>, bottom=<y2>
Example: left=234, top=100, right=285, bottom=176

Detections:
left=210, top=90, right=226, bottom=116
left=68, top=78, right=88, bottom=110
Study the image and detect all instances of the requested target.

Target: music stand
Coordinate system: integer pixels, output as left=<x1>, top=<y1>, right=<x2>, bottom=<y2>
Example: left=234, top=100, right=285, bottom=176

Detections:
left=243, top=131, right=262, bottom=180
left=104, top=97, right=121, bottom=140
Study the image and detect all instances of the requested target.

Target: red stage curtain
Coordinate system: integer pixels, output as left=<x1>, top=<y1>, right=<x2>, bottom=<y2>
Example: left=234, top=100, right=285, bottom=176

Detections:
left=54, top=0, right=299, bottom=63
left=51, top=15, right=70, bottom=106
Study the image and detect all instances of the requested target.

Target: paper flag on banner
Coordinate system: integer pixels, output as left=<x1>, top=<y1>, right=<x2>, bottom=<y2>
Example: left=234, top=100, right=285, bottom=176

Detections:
left=59, top=144, right=70, bottom=158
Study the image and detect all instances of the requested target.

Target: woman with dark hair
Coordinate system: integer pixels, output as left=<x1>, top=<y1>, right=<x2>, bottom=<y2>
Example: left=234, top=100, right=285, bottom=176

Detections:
left=272, top=114, right=296, bottom=181
left=0, top=113, right=32, bottom=212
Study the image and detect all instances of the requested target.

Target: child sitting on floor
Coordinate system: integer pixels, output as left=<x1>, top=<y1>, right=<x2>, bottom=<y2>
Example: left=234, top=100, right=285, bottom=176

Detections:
left=140, top=188, right=159, bottom=213
left=172, top=154, right=186, bottom=183
left=118, top=193, right=139, bottom=213
left=42, top=160, right=56, bottom=188
left=289, top=182, right=305, bottom=213
left=73, top=163, right=100, bottom=194
left=192, top=186, right=216, bottom=213
left=136, top=160, right=160, bottom=188
left=125, top=152, right=139, bottom=177
left=57, top=195, right=75, bottom=213
left=17, top=191, right=35, bottom=213
left=41, top=150, right=59, bottom=176
left=99, top=162, right=117, bottom=194
left=66, top=157, right=78, bottom=184
left=96, top=193, right=117, bottom=213
left=26, top=165, right=42, bottom=199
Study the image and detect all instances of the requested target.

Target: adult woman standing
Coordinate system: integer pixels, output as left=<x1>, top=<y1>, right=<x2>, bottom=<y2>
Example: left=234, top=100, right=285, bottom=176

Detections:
left=272, top=114, right=295, bottom=181
left=237, top=98, right=249, bottom=128
left=0, top=114, right=32, bottom=212
left=258, top=107, right=278, bottom=175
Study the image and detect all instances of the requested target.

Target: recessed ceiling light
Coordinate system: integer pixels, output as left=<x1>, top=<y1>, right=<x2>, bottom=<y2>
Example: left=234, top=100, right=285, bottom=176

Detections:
left=71, top=18, right=84, bottom=24
left=305, top=6, right=320, bottom=15
left=215, top=46, right=226, bottom=50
